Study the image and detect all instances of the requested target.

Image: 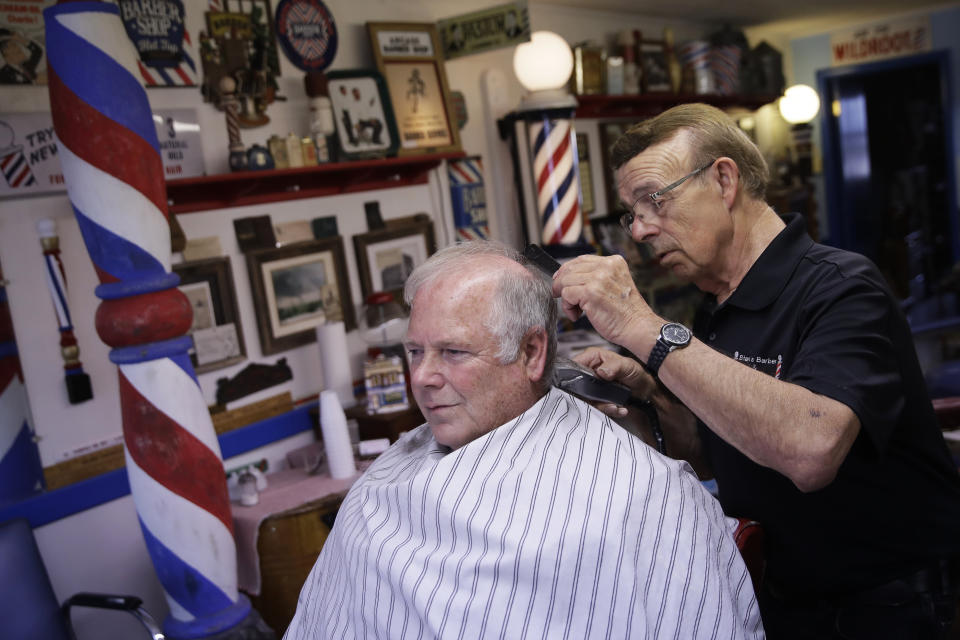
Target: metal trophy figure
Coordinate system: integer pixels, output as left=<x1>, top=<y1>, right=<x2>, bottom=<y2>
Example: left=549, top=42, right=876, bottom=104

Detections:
left=44, top=3, right=268, bottom=638
left=36, top=218, right=93, bottom=404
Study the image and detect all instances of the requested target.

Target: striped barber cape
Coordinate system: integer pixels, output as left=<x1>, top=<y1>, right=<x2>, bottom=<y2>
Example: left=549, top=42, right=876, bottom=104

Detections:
left=285, top=387, right=764, bottom=639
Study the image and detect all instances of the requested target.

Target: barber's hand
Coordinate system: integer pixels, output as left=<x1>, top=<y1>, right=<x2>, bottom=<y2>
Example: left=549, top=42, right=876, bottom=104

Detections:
left=574, top=347, right=656, bottom=418
left=551, top=254, right=654, bottom=347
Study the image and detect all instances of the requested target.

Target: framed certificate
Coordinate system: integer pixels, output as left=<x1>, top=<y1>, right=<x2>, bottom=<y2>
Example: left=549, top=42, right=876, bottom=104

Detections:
left=172, top=257, right=247, bottom=373
left=365, top=22, right=462, bottom=155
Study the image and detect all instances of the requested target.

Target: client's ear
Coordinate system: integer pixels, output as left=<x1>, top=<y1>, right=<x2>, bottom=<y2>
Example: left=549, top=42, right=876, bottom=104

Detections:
left=520, top=327, right=548, bottom=383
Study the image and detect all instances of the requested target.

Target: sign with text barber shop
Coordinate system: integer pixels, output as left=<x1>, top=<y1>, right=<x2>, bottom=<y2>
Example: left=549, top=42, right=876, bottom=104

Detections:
left=830, top=15, right=930, bottom=66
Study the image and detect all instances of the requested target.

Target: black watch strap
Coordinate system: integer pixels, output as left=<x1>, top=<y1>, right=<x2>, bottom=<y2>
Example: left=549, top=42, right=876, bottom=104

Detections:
left=646, top=339, right=671, bottom=378
left=647, top=322, right=692, bottom=378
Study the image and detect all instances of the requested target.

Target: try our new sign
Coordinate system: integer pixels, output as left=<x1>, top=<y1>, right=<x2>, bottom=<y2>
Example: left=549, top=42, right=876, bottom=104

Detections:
left=0, top=109, right=204, bottom=198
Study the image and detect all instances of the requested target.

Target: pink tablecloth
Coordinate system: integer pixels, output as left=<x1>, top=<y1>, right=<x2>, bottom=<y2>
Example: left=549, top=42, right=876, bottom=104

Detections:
left=232, top=462, right=371, bottom=595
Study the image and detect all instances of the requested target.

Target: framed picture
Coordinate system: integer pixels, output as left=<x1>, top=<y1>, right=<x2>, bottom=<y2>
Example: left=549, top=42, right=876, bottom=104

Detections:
left=353, top=217, right=436, bottom=301
left=327, top=69, right=400, bottom=159
left=575, top=132, right=595, bottom=216
left=246, top=238, right=355, bottom=355
left=366, top=21, right=461, bottom=155
left=172, top=257, right=247, bottom=373
left=599, top=120, right=632, bottom=214
left=640, top=39, right=672, bottom=93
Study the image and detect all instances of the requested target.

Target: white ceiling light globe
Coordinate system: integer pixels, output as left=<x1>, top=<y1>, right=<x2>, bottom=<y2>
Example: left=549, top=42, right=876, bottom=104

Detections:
left=779, top=84, right=821, bottom=124
left=513, top=31, right=573, bottom=92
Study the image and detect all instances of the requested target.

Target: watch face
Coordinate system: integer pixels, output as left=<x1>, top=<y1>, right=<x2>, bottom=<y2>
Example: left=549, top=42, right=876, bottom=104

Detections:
left=662, top=323, right=691, bottom=346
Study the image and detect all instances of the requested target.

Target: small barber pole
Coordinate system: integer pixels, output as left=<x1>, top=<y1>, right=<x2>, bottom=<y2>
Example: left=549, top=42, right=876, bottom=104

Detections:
left=36, top=219, right=93, bottom=404
left=449, top=156, right=489, bottom=241
left=0, top=123, right=37, bottom=189
left=528, top=114, right=582, bottom=245
left=775, top=354, right=782, bottom=379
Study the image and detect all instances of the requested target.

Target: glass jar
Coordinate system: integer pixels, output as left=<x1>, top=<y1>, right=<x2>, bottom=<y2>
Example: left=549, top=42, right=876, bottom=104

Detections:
left=360, top=291, right=408, bottom=349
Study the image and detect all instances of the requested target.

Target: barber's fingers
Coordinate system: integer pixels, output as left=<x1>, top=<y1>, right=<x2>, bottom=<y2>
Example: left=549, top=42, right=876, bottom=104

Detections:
left=552, top=254, right=636, bottom=292
left=572, top=346, right=608, bottom=370
left=559, top=296, right=582, bottom=322
left=594, top=402, right=629, bottom=418
left=574, top=347, right=655, bottom=397
left=552, top=255, right=649, bottom=344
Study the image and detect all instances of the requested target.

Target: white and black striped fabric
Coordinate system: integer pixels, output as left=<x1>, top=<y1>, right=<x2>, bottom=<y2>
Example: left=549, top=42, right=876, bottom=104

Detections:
left=285, top=388, right=764, bottom=639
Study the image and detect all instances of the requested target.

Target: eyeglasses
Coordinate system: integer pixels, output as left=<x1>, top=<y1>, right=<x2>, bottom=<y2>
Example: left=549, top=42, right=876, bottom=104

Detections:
left=619, top=160, right=716, bottom=234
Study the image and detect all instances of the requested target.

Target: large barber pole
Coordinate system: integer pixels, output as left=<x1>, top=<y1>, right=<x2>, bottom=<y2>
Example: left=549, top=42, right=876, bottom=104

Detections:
left=44, top=3, right=251, bottom=638
left=527, top=113, right=582, bottom=245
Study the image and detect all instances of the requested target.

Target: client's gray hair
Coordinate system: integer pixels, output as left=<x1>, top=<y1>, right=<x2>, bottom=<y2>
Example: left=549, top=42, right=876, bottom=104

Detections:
left=404, top=241, right=558, bottom=383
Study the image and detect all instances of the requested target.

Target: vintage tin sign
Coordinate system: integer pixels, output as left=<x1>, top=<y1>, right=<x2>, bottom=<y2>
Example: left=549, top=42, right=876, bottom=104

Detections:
left=274, top=0, right=337, bottom=71
left=448, top=156, right=488, bottom=240
left=437, top=0, right=529, bottom=61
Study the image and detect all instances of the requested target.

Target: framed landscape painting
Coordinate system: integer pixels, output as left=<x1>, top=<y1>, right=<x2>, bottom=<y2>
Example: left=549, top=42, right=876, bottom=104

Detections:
left=246, top=237, right=355, bottom=354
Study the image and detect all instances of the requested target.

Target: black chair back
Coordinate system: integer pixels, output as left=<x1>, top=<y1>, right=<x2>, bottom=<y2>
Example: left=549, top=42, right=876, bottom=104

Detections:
left=0, top=518, right=71, bottom=640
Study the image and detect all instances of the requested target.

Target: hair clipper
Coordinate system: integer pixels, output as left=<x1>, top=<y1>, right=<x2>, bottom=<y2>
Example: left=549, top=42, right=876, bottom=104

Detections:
left=553, top=358, right=666, bottom=454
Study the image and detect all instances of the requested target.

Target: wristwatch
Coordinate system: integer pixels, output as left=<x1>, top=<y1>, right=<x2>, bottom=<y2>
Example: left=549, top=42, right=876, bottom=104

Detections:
left=647, top=322, right=692, bottom=377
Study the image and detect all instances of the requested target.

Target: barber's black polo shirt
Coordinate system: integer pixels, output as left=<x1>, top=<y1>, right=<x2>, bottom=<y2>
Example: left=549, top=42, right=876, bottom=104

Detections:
left=693, top=213, right=960, bottom=596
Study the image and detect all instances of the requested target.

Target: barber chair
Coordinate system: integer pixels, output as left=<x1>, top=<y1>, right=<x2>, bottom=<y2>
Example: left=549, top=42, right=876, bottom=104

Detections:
left=0, top=518, right=164, bottom=640
left=734, top=517, right=766, bottom=594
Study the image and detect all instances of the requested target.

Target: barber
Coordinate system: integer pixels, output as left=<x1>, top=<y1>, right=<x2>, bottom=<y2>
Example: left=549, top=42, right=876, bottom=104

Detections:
left=553, top=103, right=960, bottom=638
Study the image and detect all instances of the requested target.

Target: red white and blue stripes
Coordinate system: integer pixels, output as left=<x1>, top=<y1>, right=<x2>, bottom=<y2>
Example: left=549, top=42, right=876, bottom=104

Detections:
left=120, top=354, right=239, bottom=629
left=37, top=219, right=93, bottom=404
left=448, top=156, right=489, bottom=241
left=44, top=3, right=248, bottom=637
left=0, top=139, right=37, bottom=188
left=528, top=115, right=583, bottom=245
left=137, top=30, right=198, bottom=87
left=45, top=4, right=171, bottom=289
left=0, top=268, right=45, bottom=504
left=710, top=45, right=741, bottom=96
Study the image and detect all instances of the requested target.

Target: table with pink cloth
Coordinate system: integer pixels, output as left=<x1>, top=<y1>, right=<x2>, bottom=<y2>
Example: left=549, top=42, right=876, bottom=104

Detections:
left=232, top=461, right=372, bottom=595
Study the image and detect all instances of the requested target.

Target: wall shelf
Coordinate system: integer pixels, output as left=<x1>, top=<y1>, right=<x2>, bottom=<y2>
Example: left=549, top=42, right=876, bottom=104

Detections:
left=574, top=93, right=779, bottom=119
left=166, top=151, right=465, bottom=214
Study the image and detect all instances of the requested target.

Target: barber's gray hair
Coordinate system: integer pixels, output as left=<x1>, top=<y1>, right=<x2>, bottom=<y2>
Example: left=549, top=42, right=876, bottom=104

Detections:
left=403, top=241, right=557, bottom=384
left=610, top=103, right=769, bottom=200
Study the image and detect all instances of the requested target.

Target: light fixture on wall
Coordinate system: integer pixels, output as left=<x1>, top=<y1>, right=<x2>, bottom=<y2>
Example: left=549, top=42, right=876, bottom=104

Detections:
left=513, top=31, right=576, bottom=111
left=778, top=84, right=821, bottom=124
left=779, top=84, right=821, bottom=181
left=503, top=31, right=586, bottom=252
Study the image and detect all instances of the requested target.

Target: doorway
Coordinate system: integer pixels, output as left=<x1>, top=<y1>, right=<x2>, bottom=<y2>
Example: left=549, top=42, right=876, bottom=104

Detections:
left=818, top=51, right=958, bottom=301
